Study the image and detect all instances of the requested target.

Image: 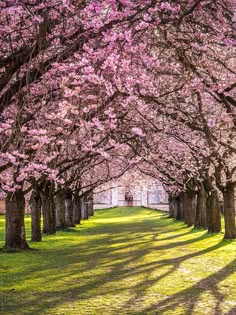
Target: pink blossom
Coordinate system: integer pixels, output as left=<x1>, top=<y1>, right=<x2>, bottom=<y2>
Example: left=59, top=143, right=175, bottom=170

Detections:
left=16, top=174, right=26, bottom=182
left=119, top=0, right=134, bottom=7
left=131, top=127, right=144, bottom=136
left=56, top=127, right=63, bottom=133
left=83, top=107, right=90, bottom=113
left=21, top=126, right=27, bottom=132
left=5, top=129, right=12, bottom=136
left=31, top=144, right=40, bottom=150
left=207, top=118, right=216, bottom=128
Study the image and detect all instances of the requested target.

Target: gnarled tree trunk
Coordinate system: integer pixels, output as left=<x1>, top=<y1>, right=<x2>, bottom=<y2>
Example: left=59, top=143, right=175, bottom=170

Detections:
left=88, top=195, right=94, bottom=216
left=175, top=194, right=183, bottom=220
left=195, top=182, right=207, bottom=228
left=55, top=188, right=66, bottom=229
left=88, top=202, right=94, bottom=216
left=223, top=185, right=236, bottom=239
left=41, top=182, right=56, bottom=234
left=73, top=191, right=81, bottom=225
left=5, top=189, right=29, bottom=250
left=168, top=195, right=174, bottom=218
left=30, top=189, right=42, bottom=242
left=206, top=190, right=221, bottom=233
left=172, top=197, right=178, bottom=219
left=81, top=198, right=89, bottom=219
left=65, top=188, right=74, bottom=227
left=183, top=190, right=196, bottom=226
left=179, top=192, right=185, bottom=220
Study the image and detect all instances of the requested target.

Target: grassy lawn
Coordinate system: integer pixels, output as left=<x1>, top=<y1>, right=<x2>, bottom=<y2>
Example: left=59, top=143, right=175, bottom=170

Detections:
left=0, top=207, right=236, bottom=315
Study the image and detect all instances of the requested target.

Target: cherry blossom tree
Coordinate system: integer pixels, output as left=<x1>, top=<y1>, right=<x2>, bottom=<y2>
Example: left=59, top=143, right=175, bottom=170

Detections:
left=1, top=0, right=236, bottom=250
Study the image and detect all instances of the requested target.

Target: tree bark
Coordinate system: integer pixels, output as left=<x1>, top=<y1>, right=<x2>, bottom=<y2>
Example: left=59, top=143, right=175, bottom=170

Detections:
left=41, top=182, right=56, bottom=234
left=175, top=194, right=183, bottom=220
left=81, top=198, right=89, bottom=219
left=30, top=189, right=42, bottom=242
left=179, top=192, right=185, bottom=220
left=73, top=192, right=81, bottom=225
left=223, top=185, right=236, bottom=239
left=5, top=189, right=29, bottom=250
left=54, top=188, right=66, bottom=229
left=168, top=195, right=174, bottom=218
left=85, top=202, right=89, bottom=219
left=195, top=182, right=207, bottom=228
left=90, top=202, right=94, bottom=216
left=206, top=190, right=221, bottom=233
left=172, top=197, right=178, bottom=219
left=65, top=188, right=74, bottom=227
left=183, top=191, right=196, bottom=226
left=88, top=196, right=94, bottom=216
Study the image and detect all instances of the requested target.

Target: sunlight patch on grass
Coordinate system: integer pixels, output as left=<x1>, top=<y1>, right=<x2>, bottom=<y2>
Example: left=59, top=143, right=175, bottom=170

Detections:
left=0, top=207, right=236, bottom=315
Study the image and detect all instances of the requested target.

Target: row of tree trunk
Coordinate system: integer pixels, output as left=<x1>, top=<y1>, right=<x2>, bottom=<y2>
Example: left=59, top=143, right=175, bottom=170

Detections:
left=4, top=185, right=94, bottom=250
left=169, top=182, right=236, bottom=239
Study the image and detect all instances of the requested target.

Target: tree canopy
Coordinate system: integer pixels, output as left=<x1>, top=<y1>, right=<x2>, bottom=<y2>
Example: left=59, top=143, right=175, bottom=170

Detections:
left=0, top=0, right=236, bottom=248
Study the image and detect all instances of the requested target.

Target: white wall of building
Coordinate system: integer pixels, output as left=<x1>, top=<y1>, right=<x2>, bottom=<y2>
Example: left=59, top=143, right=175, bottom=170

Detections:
left=94, top=184, right=169, bottom=212
left=94, top=204, right=115, bottom=209
left=111, top=187, right=119, bottom=206
left=147, top=204, right=169, bottom=212
left=141, top=189, right=148, bottom=208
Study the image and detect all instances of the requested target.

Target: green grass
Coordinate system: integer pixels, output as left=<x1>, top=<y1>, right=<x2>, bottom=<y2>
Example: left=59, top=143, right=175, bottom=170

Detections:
left=0, top=207, right=236, bottom=315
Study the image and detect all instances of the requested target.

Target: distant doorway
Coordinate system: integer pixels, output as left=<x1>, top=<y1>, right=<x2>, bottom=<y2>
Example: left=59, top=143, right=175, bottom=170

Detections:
left=118, top=187, right=142, bottom=207
left=125, top=191, right=133, bottom=207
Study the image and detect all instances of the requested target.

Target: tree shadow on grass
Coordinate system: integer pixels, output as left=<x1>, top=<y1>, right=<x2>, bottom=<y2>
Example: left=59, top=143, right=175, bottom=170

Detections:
left=121, top=239, right=230, bottom=312
left=2, top=236, right=232, bottom=315
left=2, top=239, right=233, bottom=315
left=0, top=209, right=234, bottom=315
left=134, top=258, right=236, bottom=315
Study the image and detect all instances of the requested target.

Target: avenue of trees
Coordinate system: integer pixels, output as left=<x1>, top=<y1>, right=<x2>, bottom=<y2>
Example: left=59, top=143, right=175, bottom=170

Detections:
left=0, top=0, right=236, bottom=250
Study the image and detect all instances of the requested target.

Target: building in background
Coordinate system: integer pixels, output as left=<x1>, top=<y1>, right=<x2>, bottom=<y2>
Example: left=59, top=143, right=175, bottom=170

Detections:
left=93, top=181, right=169, bottom=211
left=0, top=174, right=169, bottom=214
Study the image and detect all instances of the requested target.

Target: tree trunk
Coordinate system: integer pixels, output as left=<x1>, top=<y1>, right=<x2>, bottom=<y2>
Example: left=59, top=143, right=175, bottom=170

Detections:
left=180, top=192, right=185, bottom=220
left=183, top=191, right=196, bottom=226
left=73, top=192, right=81, bottom=225
left=88, top=196, right=94, bottom=216
left=65, top=188, right=74, bottom=227
left=172, top=197, right=178, bottom=219
left=176, top=194, right=183, bottom=220
left=195, top=183, right=207, bottom=228
left=30, top=189, right=42, bottom=242
left=223, top=185, right=236, bottom=239
left=54, top=188, right=66, bottom=229
left=206, top=190, right=221, bottom=233
left=81, top=198, right=88, bottom=219
left=41, top=182, right=56, bottom=234
left=168, top=196, right=174, bottom=218
left=91, top=202, right=94, bottom=216
left=5, top=190, right=29, bottom=250
left=86, top=202, right=89, bottom=218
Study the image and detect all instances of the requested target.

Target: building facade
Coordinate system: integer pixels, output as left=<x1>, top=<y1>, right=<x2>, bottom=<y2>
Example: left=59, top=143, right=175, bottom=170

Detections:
left=93, top=183, right=169, bottom=211
left=0, top=182, right=169, bottom=214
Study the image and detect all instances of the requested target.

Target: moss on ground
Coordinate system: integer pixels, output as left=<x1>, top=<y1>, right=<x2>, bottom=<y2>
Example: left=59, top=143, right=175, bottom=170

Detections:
left=0, top=207, right=235, bottom=315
